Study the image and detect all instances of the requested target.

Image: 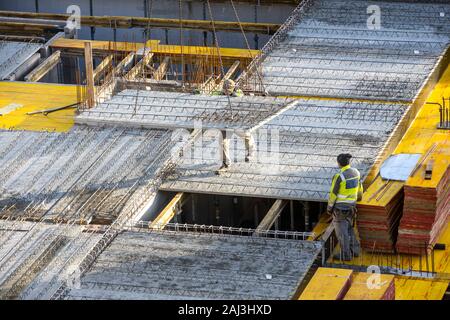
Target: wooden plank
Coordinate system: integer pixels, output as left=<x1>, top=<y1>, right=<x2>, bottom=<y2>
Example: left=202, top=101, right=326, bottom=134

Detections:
left=24, top=50, right=60, bottom=82
left=126, top=51, right=154, bottom=80
left=153, top=57, right=170, bottom=81
left=84, top=42, right=95, bottom=109
left=51, top=38, right=160, bottom=53
left=149, top=193, right=184, bottom=230
left=254, top=199, right=287, bottom=234
left=214, top=60, right=240, bottom=92
left=0, top=21, right=61, bottom=35
left=199, top=75, right=219, bottom=94
left=50, top=39, right=258, bottom=64
left=93, top=54, right=113, bottom=82
left=344, top=272, right=395, bottom=300
left=299, top=268, right=353, bottom=300
left=114, top=52, right=135, bottom=77
left=0, top=11, right=280, bottom=34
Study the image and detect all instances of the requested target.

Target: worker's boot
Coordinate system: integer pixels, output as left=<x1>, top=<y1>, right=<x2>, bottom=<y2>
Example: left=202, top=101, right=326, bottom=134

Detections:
left=215, top=162, right=229, bottom=175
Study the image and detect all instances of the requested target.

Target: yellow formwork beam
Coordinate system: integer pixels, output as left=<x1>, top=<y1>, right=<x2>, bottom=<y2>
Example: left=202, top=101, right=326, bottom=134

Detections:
left=51, top=38, right=160, bottom=54
left=126, top=52, right=154, bottom=80
left=153, top=57, right=170, bottom=81
left=93, top=54, right=114, bottom=82
left=50, top=38, right=259, bottom=65
left=299, top=267, right=353, bottom=300
left=149, top=193, right=184, bottom=230
left=0, top=10, right=280, bottom=34
left=0, top=81, right=82, bottom=132
left=24, top=50, right=61, bottom=82
left=344, top=272, right=395, bottom=300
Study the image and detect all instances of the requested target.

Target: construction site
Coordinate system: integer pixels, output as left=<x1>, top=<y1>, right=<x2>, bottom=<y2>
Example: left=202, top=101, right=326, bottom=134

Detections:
left=0, top=0, right=448, bottom=301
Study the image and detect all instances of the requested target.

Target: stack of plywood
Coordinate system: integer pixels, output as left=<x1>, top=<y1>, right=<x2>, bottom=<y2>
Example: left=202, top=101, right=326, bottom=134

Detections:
left=299, top=267, right=353, bottom=300
left=397, top=160, right=450, bottom=254
left=344, top=272, right=395, bottom=300
left=357, top=179, right=404, bottom=253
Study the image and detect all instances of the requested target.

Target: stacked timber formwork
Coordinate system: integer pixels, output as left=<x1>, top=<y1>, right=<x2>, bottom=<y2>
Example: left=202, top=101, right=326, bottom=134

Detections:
left=356, top=181, right=404, bottom=253
left=397, top=146, right=450, bottom=254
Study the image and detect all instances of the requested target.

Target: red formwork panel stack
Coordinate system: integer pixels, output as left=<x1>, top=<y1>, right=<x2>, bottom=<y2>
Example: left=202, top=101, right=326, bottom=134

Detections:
left=397, top=165, right=450, bottom=254
left=357, top=181, right=404, bottom=253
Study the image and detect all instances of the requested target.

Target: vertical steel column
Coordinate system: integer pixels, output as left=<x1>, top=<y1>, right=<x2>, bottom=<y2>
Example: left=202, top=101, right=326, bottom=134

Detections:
left=143, top=0, right=149, bottom=40
left=203, top=1, right=208, bottom=46
left=89, top=0, right=95, bottom=40
left=254, top=0, right=259, bottom=49
left=35, top=0, right=39, bottom=13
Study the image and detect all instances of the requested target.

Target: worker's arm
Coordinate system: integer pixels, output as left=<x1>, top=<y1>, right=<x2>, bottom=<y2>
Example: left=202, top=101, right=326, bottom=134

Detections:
left=327, top=174, right=341, bottom=214
left=357, top=180, right=364, bottom=202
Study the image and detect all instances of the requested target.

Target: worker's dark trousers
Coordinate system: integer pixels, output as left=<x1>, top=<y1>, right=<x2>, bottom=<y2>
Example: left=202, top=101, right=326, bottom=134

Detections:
left=332, top=208, right=360, bottom=259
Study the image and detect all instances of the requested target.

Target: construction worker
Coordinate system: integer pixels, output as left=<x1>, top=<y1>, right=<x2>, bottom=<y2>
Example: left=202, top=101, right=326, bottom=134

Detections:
left=216, top=80, right=254, bottom=173
left=327, top=153, right=363, bottom=261
left=221, top=79, right=244, bottom=97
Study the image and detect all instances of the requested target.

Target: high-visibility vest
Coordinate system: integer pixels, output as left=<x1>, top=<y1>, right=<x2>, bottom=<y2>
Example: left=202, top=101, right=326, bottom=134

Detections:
left=328, top=165, right=363, bottom=209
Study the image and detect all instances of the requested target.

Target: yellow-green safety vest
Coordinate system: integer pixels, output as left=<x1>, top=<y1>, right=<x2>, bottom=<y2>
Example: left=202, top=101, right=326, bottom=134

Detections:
left=327, top=165, right=363, bottom=210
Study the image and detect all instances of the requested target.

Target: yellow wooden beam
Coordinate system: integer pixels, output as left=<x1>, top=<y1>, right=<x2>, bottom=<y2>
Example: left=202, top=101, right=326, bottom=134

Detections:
left=254, top=199, right=287, bottom=234
left=126, top=51, right=154, bottom=80
left=0, top=10, right=280, bottom=34
left=51, top=38, right=160, bottom=54
left=299, top=267, right=354, bottom=300
left=200, top=75, right=220, bottom=94
left=93, top=54, right=113, bottom=83
left=24, top=50, right=61, bottom=82
left=153, top=57, right=170, bottom=81
left=0, top=21, right=60, bottom=36
left=114, top=52, right=135, bottom=77
left=149, top=193, right=184, bottom=230
left=50, top=38, right=259, bottom=66
left=84, top=42, right=95, bottom=109
left=214, top=60, right=240, bottom=92
left=344, top=272, right=395, bottom=300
